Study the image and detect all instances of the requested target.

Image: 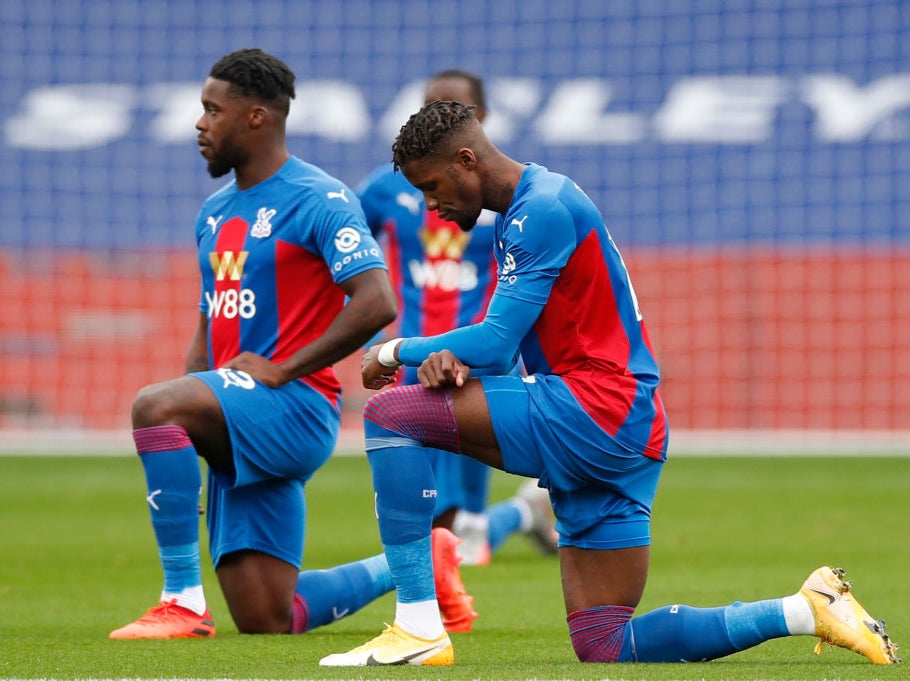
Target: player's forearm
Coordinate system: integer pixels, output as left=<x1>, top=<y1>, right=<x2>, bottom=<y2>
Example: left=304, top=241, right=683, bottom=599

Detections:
left=279, top=272, right=396, bottom=380
left=184, top=313, right=210, bottom=373
left=397, top=293, right=540, bottom=369
left=398, top=325, right=511, bottom=368
left=278, top=323, right=385, bottom=380
left=185, top=354, right=209, bottom=373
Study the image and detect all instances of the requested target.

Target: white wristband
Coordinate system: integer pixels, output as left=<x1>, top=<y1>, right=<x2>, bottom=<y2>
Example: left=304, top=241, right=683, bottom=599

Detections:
left=377, top=338, right=404, bottom=368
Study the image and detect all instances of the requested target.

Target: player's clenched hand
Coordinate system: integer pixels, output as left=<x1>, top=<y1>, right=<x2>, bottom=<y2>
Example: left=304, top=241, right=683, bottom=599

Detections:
left=418, top=350, right=471, bottom=389
left=222, top=351, right=289, bottom=388
left=361, top=344, right=399, bottom=390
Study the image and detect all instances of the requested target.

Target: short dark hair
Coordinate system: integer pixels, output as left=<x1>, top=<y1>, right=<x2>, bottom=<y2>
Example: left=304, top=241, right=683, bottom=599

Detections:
left=392, top=100, right=478, bottom=171
left=429, top=69, right=487, bottom=110
left=209, top=48, right=296, bottom=113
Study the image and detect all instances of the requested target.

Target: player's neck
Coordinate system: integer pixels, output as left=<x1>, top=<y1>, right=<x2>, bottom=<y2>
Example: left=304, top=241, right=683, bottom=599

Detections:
left=234, top=149, right=291, bottom=190
left=485, top=157, right=525, bottom=214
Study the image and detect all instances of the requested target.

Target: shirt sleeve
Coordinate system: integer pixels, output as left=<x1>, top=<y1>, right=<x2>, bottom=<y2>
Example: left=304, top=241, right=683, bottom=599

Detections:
left=397, top=291, right=542, bottom=369
left=494, top=197, right=575, bottom=305
left=306, top=189, right=387, bottom=285
left=397, top=191, right=576, bottom=369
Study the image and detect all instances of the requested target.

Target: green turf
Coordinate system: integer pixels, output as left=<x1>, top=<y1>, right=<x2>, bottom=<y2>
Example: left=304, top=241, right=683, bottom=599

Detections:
left=0, top=453, right=906, bottom=680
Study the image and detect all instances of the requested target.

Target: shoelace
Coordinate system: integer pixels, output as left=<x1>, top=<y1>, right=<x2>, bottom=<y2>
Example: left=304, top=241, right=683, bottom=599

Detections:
left=138, top=599, right=181, bottom=621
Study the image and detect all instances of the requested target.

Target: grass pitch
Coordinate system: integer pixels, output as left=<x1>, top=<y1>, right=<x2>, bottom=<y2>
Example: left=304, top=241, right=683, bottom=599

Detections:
left=0, top=452, right=906, bottom=681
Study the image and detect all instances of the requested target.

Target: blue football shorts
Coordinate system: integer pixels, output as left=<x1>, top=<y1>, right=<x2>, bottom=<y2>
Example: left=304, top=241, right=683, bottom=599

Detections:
left=191, top=368, right=340, bottom=568
left=481, top=373, right=664, bottom=550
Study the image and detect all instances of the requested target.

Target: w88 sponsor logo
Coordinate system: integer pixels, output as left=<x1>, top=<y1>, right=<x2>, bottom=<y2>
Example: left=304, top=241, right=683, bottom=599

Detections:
left=205, top=288, right=257, bottom=319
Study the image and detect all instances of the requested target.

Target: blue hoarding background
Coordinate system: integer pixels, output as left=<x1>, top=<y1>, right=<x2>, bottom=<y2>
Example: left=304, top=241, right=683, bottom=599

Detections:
left=2, top=0, right=908, bottom=250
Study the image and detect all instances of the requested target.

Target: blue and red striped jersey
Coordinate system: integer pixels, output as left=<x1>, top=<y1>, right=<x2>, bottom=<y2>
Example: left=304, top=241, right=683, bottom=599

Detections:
left=397, top=163, right=667, bottom=459
left=195, top=156, right=386, bottom=404
left=495, top=164, right=667, bottom=458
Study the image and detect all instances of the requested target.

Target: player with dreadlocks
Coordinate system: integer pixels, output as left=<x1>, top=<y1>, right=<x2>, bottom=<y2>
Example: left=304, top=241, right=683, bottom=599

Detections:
left=320, top=99, right=900, bottom=667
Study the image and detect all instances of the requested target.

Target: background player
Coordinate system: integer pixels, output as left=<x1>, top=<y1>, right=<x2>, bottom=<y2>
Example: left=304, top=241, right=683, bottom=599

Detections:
left=356, top=70, right=557, bottom=580
left=319, top=100, right=900, bottom=666
left=110, top=48, right=447, bottom=640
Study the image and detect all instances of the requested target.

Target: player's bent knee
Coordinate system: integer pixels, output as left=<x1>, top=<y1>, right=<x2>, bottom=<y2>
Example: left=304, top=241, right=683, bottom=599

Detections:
left=226, top=591, right=294, bottom=634
left=232, top=611, right=292, bottom=635
left=131, top=377, right=212, bottom=429
left=131, top=383, right=175, bottom=428
left=567, top=605, right=634, bottom=663
left=363, top=384, right=460, bottom=452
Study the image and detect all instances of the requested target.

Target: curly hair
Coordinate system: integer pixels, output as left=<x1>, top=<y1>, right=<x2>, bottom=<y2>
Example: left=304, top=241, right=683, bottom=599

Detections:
left=392, top=100, right=478, bottom=171
left=209, top=48, right=296, bottom=113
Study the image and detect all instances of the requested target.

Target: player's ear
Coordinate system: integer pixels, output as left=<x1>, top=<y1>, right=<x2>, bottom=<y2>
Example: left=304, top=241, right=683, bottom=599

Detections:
left=455, top=147, right=477, bottom=170
left=248, top=104, right=269, bottom=129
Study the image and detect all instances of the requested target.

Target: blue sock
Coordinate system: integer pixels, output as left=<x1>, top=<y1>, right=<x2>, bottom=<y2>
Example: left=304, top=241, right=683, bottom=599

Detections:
left=487, top=499, right=523, bottom=554
left=619, top=599, right=789, bottom=662
left=366, top=429, right=436, bottom=546
left=620, top=605, right=732, bottom=662
left=723, top=599, right=789, bottom=649
left=159, top=542, right=202, bottom=593
left=134, top=426, right=202, bottom=593
left=386, top=537, right=435, bottom=602
left=366, top=417, right=438, bottom=602
left=296, top=554, right=394, bottom=630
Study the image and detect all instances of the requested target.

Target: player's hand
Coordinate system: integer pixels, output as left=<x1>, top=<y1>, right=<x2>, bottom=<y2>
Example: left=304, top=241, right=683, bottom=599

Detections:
left=417, top=350, right=471, bottom=389
left=222, top=352, right=288, bottom=387
left=361, top=344, right=399, bottom=390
